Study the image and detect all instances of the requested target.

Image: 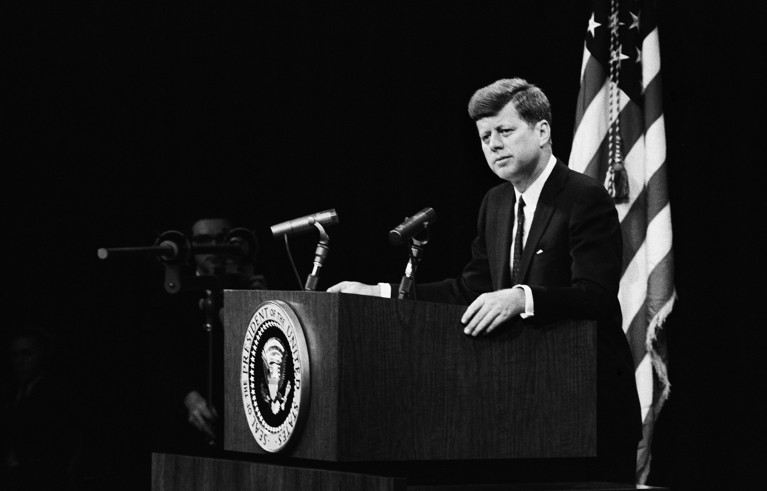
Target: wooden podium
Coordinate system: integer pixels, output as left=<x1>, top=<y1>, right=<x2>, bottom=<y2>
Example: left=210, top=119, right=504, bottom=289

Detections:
left=153, top=290, right=598, bottom=490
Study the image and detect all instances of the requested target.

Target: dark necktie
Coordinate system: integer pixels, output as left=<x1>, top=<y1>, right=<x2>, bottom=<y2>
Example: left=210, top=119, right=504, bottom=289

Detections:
left=511, top=196, right=525, bottom=285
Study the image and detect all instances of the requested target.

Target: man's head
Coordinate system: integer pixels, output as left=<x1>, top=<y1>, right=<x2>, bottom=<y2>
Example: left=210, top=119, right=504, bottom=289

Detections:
left=468, top=78, right=552, bottom=126
left=468, top=78, right=553, bottom=190
left=191, top=217, right=233, bottom=276
left=8, top=327, right=49, bottom=384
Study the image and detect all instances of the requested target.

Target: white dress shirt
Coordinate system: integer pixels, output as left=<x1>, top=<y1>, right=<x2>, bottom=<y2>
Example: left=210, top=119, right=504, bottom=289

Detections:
left=512, top=153, right=557, bottom=318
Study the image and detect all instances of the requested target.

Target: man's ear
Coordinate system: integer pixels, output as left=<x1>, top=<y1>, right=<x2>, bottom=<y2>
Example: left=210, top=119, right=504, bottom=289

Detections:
left=536, top=120, right=551, bottom=147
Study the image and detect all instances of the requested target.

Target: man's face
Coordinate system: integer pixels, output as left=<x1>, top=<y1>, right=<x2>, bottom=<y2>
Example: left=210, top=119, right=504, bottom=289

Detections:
left=191, top=218, right=231, bottom=275
left=10, top=336, right=44, bottom=383
left=476, top=101, right=547, bottom=185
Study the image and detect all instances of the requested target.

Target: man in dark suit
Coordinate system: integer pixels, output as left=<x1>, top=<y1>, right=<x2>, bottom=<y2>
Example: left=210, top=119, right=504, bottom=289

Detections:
left=148, top=217, right=267, bottom=453
left=328, top=78, right=641, bottom=483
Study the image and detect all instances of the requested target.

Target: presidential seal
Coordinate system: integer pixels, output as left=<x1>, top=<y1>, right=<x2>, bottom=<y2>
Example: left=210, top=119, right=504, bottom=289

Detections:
left=241, top=300, right=310, bottom=453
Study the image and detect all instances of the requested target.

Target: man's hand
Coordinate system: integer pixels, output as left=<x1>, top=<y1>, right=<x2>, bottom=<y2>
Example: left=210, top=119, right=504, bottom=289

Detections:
left=184, top=390, right=218, bottom=442
left=326, top=281, right=381, bottom=297
left=461, top=288, right=525, bottom=336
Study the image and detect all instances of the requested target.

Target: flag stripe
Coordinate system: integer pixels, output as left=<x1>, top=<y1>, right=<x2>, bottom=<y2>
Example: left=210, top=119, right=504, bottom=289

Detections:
left=645, top=169, right=671, bottom=241
left=641, top=29, right=661, bottom=88
left=635, top=353, right=654, bottom=419
left=619, top=241, right=647, bottom=331
left=645, top=229, right=675, bottom=314
left=570, top=76, right=609, bottom=174
left=626, top=302, right=649, bottom=369
left=642, top=74, right=664, bottom=129
left=645, top=173, right=669, bottom=224
left=647, top=221, right=674, bottom=316
left=619, top=192, right=647, bottom=277
left=574, top=52, right=607, bottom=130
left=644, top=118, right=667, bottom=183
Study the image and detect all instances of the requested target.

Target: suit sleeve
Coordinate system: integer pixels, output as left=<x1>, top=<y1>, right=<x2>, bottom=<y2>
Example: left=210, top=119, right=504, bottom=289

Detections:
left=411, top=191, right=495, bottom=305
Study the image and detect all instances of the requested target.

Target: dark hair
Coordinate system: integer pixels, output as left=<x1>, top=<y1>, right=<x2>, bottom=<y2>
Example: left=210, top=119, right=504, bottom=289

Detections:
left=189, top=217, right=234, bottom=236
left=467, top=78, right=552, bottom=128
left=8, top=325, right=51, bottom=349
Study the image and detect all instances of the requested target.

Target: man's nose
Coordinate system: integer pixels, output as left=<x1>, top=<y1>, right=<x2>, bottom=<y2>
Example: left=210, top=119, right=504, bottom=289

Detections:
left=488, top=131, right=504, bottom=150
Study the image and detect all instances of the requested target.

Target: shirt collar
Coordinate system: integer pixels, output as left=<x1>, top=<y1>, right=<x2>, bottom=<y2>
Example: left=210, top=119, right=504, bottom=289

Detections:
left=515, top=154, right=557, bottom=207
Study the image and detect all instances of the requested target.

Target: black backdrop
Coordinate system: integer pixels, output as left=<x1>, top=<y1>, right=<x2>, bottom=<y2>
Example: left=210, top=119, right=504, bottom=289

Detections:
left=5, top=1, right=763, bottom=489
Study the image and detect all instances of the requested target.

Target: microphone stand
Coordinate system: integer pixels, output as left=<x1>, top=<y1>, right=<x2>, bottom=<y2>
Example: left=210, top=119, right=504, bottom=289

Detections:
left=198, top=278, right=222, bottom=445
left=98, top=228, right=259, bottom=446
left=304, top=222, right=330, bottom=291
left=97, top=228, right=257, bottom=294
left=397, top=231, right=429, bottom=300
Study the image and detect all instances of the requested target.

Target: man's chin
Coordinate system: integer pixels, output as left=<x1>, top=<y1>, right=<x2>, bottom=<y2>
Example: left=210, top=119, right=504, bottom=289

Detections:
left=492, top=167, right=517, bottom=182
left=199, top=263, right=226, bottom=276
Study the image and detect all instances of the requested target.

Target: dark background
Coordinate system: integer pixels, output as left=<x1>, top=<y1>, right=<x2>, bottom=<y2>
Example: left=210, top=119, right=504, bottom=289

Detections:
left=5, top=1, right=763, bottom=489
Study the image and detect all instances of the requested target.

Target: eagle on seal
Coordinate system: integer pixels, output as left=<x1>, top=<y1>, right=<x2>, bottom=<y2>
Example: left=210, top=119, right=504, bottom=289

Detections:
left=260, top=337, right=292, bottom=414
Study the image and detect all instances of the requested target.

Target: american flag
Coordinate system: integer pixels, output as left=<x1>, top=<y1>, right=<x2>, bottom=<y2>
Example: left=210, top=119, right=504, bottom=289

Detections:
left=568, top=0, right=675, bottom=483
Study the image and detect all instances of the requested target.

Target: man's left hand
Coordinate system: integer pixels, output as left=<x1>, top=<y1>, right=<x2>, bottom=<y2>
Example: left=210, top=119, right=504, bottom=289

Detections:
left=461, top=288, right=525, bottom=336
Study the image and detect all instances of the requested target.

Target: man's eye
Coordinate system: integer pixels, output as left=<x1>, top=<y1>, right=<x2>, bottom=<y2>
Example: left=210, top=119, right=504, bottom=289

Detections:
left=500, top=128, right=513, bottom=135
left=192, top=235, right=213, bottom=244
left=480, top=134, right=490, bottom=143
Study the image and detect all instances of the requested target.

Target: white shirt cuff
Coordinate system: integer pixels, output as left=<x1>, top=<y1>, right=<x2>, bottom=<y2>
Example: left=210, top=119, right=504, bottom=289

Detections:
left=378, top=282, right=392, bottom=298
left=514, top=284, right=534, bottom=318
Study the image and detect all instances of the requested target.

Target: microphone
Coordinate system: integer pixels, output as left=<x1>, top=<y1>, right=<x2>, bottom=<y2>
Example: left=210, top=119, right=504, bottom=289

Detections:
left=388, top=207, right=436, bottom=246
left=220, top=228, right=258, bottom=261
left=271, top=209, right=340, bottom=238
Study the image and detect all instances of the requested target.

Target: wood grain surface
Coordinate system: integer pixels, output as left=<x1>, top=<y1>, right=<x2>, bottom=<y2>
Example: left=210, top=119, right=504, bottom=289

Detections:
left=151, top=453, right=405, bottom=491
left=224, top=291, right=596, bottom=462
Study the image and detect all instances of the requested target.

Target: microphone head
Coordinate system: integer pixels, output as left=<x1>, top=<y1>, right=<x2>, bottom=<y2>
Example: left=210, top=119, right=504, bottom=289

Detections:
left=388, top=207, right=436, bottom=246
left=314, top=209, right=340, bottom=227
left=270, top=209, right=340, bottom=238
left=388, top=229, right=406, bottom=246
left=225, top=227, right=258, bottom=260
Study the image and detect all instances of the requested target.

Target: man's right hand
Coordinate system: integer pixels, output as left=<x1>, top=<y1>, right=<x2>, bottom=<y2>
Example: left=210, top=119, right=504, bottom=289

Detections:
left=184, top=390, right=218, bottom=442
left=327, top=281, right=381, bottom=297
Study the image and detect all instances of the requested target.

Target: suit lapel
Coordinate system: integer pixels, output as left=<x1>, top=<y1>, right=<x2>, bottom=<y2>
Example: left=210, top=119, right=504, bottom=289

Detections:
left=517, top=161, right=568, bottom=284
left=495, top=185, right=515, bottom=290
